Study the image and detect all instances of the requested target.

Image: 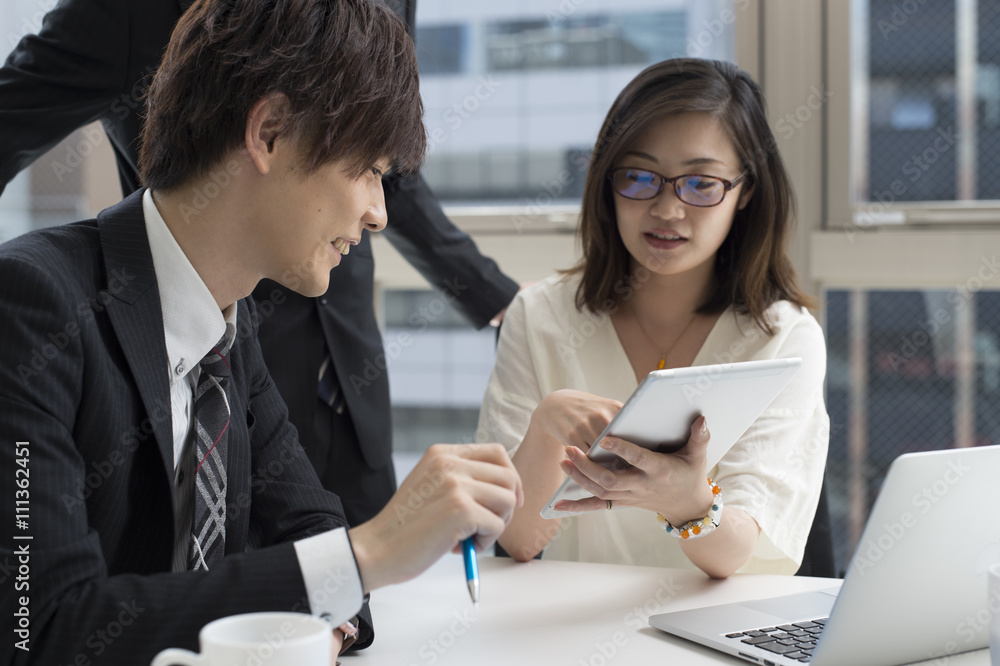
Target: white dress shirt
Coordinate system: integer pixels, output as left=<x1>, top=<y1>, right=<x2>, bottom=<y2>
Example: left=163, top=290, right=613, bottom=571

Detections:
left=477, top=272, right=830, bottom=574
left=143, top=189, right=364, bottom=623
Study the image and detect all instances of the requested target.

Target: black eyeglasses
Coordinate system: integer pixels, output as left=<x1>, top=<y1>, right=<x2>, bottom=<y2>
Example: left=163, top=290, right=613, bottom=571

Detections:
left=608, top=167, right=747, bottom=207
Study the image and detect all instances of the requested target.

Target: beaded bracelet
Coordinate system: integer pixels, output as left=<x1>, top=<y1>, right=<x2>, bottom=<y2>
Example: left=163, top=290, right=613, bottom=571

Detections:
left=656, top=478, right=723, bottom=540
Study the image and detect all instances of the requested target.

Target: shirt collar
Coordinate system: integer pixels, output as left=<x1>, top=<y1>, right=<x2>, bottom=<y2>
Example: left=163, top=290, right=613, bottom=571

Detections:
left=143, top=189, right=237, bottom=384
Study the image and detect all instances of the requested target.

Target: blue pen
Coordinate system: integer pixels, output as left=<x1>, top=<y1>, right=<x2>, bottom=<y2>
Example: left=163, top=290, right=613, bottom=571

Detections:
left=462, top=537, right=479, bottom=607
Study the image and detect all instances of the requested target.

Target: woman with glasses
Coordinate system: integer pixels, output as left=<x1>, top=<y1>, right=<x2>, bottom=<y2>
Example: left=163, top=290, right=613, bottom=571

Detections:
left=477, top=59, right=829, bottom=578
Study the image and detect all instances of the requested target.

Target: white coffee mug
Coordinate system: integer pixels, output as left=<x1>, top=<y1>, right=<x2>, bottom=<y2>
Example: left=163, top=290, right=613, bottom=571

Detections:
left=150, top=612, right=331, bottom=666
left=991, top=562, right=1000, bottom=666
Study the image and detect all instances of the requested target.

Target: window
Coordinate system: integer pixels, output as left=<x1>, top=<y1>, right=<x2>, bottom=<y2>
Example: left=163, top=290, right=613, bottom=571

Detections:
left=485, top=12, right=686, bottom=72
left=822, top=0, right=1000, bottom=574
left=381, top=290, right=497, bottom=454
left=844, top=0, right=1000, bottom=222
left=825, top=288, right=1000, bottom=571
left=415, top=1, right=736, bottom=205
left=415, top=24, right=467, bottom=75
left=384, top=0, right=739, bottom=455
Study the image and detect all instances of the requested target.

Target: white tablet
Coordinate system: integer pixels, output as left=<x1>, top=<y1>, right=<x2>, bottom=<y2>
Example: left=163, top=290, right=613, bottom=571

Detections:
left=540, top=357, right=803, bottom=519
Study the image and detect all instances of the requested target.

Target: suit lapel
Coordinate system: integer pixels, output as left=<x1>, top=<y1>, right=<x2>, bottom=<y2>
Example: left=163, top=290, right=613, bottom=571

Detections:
left=97, top=190, right=175, bottom=478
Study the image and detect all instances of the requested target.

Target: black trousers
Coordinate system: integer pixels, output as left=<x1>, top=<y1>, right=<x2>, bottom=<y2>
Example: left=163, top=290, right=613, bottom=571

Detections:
left=309, top=399, right=397, bottom=527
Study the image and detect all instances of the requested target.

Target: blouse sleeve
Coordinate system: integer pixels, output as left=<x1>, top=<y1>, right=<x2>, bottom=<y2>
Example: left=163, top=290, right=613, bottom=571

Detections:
left=476, top=290, right=545, bottom=456
left=714, top=309, right=831, bottom=574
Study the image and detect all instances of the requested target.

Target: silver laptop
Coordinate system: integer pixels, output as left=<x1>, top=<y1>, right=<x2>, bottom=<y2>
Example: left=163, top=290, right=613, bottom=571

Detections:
left=649, top=445, right=1000, bottom=666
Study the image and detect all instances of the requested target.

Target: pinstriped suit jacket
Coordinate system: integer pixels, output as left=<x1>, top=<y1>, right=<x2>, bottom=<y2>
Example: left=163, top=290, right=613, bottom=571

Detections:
left=0, top=191, right=366, bottom=665
left=0, top=0, right=518, bottom=491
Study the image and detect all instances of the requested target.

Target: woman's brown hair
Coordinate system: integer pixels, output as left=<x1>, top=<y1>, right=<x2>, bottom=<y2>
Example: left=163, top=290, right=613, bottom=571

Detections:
left=140, top=0, right=426, bottom=190
left=569, top=58, right=812, bottom=334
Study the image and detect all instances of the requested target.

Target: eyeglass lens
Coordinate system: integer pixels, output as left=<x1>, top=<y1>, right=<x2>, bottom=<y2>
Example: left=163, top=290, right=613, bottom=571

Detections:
left=612, top=168, right=726, bottom=206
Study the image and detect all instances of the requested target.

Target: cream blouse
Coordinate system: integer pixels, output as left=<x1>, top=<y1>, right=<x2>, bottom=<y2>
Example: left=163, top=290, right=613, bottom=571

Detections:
left=477, top=273, right=830, bottom=574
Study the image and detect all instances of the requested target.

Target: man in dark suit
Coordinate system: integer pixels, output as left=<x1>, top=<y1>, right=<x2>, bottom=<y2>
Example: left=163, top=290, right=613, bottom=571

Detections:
left=0, top=1, right=521, bottom=663
left=0, top=0, right=519, bottom=527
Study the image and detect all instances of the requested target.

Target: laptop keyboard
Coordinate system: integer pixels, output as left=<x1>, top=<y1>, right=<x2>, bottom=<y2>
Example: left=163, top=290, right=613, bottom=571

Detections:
left=725, top=618, right=827, bottom=663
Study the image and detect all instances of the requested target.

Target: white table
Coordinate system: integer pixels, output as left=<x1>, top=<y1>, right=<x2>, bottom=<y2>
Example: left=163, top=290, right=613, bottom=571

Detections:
left=344, top=554, right=991, bottom=666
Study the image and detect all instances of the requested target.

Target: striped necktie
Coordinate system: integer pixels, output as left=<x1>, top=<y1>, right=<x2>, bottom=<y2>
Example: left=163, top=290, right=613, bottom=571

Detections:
left=189, top=325, right=235, bottom=571
left=317, top=351, right=344, bottom=413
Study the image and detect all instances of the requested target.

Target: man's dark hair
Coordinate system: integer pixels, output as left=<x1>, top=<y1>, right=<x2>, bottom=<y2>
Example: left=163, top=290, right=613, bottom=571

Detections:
left=139, top=0, right=426, bottom=189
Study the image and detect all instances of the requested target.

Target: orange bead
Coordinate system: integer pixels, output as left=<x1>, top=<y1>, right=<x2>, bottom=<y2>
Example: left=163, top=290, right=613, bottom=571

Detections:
left=692, top=525, right=702, bottom=535
left=681, top=530, right=690, bottom=539
left=712, top=485, right=721, bottom=495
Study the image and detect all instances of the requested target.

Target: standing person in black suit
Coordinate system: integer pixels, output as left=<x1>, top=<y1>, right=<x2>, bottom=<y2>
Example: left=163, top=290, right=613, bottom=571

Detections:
left=0, top=0, right=522, bottom=663
left=0, top=0, right=520, bottom=527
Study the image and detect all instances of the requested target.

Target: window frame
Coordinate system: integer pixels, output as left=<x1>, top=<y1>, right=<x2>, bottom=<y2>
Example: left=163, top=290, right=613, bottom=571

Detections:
left=823, top=0, right=1000, bottom=294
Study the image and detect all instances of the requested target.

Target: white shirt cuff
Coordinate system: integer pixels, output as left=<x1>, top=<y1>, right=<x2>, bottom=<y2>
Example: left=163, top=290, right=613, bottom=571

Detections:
left=293, top=528, right=365, bottom=625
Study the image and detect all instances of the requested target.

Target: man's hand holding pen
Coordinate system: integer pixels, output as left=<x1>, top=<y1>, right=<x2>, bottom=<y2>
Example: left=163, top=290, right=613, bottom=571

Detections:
left=348, top=444, right=523, bottom=595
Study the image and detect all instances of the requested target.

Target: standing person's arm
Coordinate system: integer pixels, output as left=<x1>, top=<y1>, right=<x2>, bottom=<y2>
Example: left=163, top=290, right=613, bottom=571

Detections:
left=0, top=0, right=178, bottom=196
left=382, top=173, right=519, bottom=328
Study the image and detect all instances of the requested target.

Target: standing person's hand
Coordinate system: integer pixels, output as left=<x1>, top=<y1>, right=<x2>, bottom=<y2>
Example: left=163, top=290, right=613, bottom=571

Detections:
left=489, top=281, right=535, bottom=327
left=348, top=444, right=522, bottom=592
